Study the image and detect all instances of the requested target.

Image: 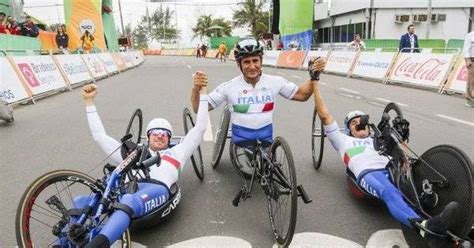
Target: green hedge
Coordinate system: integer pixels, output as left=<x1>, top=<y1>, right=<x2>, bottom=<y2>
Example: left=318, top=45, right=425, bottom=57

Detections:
left=0, top=34, right=41, bottom=56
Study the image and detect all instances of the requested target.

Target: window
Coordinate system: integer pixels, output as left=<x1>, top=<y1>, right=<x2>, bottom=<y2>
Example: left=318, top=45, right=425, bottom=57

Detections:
left=348, top=24, right=355, bottom=41
left=341, top=25, right=349, bottom=42
left=334, top=26, right=340, bottom=42
left=355, top=23, right=363, bottom=39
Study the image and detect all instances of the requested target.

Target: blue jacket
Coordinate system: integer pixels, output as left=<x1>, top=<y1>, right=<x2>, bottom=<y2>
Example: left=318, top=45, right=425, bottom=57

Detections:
left=399, top=33, right=420, bottom=53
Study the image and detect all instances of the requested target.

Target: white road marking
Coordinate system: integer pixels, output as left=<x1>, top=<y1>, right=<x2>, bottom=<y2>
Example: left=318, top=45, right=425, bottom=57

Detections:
left=339, top=87, right=360, bottom=94
left=436, top=114, right=474, bottom=127
left=291, top=75, right=302, bottom=79
left=338, top=92, right=355, bottom=98
left=210, top=220, right=225, bottom=224
left=319, top=82, right=327, bottom=85
left=369, top=101, right=386, bottom=107
left=279, top=232, right=362, bottom=248
left=375, top=97, right=408, bottom=107
left=168, top=236, right=251, bottom=248
left=186, top=64, right=191, bottom=69
left=366, top=229, right=409, bottom=248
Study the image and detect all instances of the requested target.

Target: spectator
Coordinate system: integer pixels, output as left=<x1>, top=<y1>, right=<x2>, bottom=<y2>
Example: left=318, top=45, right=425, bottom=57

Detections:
left=0, top=12, right=7, bottom=34
left=266, top=39, right=272, bottom=50
left=200, top=43, right=207, bottom=57
left=21, top=16, right=39, bottom=37
left=399, top=24, right=419, bottom=53
left=5, top=16, right=21, bottom=35
left=217, top=41, right=227, bottom=62
left=276, top=40, right=284, bottom=50
left=56, top=25, right=69, bottom=51
left=196, top=43, right=201, bottom=57
left=81, top=30, right=94, bottom=52
left=348, top=34, right=365, bottom=51
left=463, top=31, right=474, bottom=108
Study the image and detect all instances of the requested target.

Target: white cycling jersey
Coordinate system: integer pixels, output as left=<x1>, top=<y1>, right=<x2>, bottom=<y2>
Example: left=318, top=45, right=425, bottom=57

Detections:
left=324, top=121, right=389, bottom=179
left=86, top=95, right=209, bottom=188
left=208, top=73, right=298, bottom=144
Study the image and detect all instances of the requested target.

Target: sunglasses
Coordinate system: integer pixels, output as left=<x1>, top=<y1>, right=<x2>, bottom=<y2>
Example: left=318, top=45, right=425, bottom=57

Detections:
left=148, top=129, right=171, bottom=138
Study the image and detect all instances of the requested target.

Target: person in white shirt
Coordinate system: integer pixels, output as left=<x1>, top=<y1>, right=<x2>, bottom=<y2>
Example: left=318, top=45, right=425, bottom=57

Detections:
left=462, top=31, right=474, bottom=107
left=347, top=34, right=366, bottom=51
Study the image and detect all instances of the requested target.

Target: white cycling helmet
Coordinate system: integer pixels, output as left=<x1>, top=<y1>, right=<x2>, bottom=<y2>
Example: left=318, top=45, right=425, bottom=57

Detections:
left=146, top=118, right=173, bottom=137
left=343, top=110, right=366, bottom=135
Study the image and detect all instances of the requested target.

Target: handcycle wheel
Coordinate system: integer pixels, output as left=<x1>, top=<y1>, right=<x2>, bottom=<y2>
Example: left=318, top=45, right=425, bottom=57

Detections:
left=401, top=145, right=473, bottom=247
left=125, top=108, right=143, bottom=144
left=268, top=136, right=298, bottom=247
left=211, top=106, right=231, bottom=169
left=183, top=107, right=204, bottom=180
left=229, top=141, right=253, bottom=179
left=16, top=170, right=132, bottom=248
left=312, top=109, right=325, bottom=170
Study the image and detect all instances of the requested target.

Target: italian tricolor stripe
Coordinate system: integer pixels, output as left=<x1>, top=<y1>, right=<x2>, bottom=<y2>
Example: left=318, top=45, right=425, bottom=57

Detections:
left=233, top=102, right=274, bottom=113
left=162, top=155, right=181, bottom=174
left=343, top=146, right=366, bottom=166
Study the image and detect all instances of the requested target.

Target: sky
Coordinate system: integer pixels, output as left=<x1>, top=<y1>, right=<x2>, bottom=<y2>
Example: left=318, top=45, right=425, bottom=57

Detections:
left=22, top=0, right=265, bottom=47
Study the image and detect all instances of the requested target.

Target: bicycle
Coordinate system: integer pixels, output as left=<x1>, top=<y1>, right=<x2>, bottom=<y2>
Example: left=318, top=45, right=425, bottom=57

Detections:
left=311, top=102, right=473, bottom=247
left=16, top=108, right=202, bottom=247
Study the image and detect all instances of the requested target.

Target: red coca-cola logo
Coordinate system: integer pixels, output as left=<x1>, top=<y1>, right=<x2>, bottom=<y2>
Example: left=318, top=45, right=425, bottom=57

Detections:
left=394, top=57, right=448, bottom=81
left=456, top=65, right=467, bottom=81
left=17, top=63, right=40, bottom=87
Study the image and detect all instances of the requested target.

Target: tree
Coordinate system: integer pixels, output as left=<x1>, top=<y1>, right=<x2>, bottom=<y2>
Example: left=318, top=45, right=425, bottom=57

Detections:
left=134, top=5, right=180, bottom=44
left=192, top=15, right=232, bottom=40
left=233, top=0, right=270, bottom=39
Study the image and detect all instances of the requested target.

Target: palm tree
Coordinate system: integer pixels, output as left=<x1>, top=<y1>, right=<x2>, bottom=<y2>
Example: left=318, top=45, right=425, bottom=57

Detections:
left=192, top=15, right=232, bottom=40
left=233, top=0, right=270, bottom=39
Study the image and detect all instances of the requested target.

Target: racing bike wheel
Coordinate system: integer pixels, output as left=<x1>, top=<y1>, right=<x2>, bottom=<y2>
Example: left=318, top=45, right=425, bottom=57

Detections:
left=183, top=107, right=204, bottom=180
left=16, top=170, right=131, bottom=248
left=312, top=109, right=325, bottom=170
left=267, top=136, right=298, bottom=247
left=401, top=145, right=473, bottom=247
left=211, top=106, right=231, bottom=169
left=229, top=141, right=253, bottom=179
left=125, top=108, right=143, bottom=144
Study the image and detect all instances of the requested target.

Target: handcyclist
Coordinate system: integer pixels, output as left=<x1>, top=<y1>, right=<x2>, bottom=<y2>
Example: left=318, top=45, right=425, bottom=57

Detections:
left=310, top=57, right=460, bottom=246
left=71, top=82, right=209, bottom=247
left=191, top=39, right=322, bottom=149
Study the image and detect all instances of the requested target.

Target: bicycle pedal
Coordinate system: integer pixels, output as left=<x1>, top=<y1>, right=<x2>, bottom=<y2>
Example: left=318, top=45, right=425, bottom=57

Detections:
left=297, top=185, right=312, bottom=204
left=232, top=189, right=244, bottom=207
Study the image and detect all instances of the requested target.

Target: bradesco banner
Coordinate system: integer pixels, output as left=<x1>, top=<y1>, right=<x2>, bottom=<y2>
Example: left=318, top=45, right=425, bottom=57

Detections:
left=112, top=53, right=127, bottom=71
left=0, top=58, right=30, bottom=103
left=98, top=53, right=119, bottom=74
left=120, top=52, right=135, bottom=68
left=303, top=50, right=330, bottom=68
left=388, top=53, right=456, bottom=88
left=55, top=54, right=92, bottom=85
left=325, top=51, right=358, bottom=75
left=262, top=50, right=281, bottom=66
left=352, top=52, right=396, bottom=80
left=276, top=51, right=306, bottom=68
left=12, top=56, right=68, bottom=95
left=81, top=54, right=108, bottom=78
left=445, top=58, right=467, bottom=93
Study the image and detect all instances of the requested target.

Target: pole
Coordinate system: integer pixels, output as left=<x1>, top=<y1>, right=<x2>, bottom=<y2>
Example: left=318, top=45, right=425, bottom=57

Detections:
left=118, top=0, right=125, bottom=37
left=268, top=1, right=271, bottom=33
left=175, top=0, right=178, bottom=48
left=426, top=0, right=432, bottom=39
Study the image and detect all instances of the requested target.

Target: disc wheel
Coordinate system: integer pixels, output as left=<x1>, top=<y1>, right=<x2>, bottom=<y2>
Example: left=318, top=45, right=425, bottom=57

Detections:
left=16, top=170, right=131, bottom=248
left=211, top=106, right=231, bottom=169
left=267, top=136, right=298, bottom=247
left=312, top=109, right=325, bottom=170
left=401, top=145, right=473, bottom=247
left=183, top=107, right=204, bottom=180
left=125, top=108, right=143, bottom=144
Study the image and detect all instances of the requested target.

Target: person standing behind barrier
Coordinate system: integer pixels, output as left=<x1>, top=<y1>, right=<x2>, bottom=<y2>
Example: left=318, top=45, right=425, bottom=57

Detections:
left=56, top=26, right=69, bottom=53
left=218, top=41, right=227, bottom=62
left=348, top=34, right=365, bottom=51
left=463, top=31, right=474, bottom=108
left=399, top=24, right=420, bottom=53
left=196, top=43, right=201, bottom=57
left=21, top=16, right=39, bottom=38
left=6, top=16, right=21, bottom=35
left=0, top=12, right=8, bottom=34
left=81, top=30, right=94, bottom=53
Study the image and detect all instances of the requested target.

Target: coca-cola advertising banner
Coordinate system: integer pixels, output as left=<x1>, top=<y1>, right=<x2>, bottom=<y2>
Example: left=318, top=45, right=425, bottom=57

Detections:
left=55, top=55, right=93, bottom=85
left=81, top=54, right=108, bottom=78
left=389, top=53, right=456, bottom=88
left=12, top=56, right=67, bottom=95
left=325, top=51, right=358, bottom=75
left=445, top=59, right=467, bottom=93
left=0, top=58, right=30, bottom=103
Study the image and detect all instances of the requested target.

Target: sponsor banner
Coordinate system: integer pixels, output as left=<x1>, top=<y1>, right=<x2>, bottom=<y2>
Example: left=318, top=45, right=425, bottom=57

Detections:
left=263, top=50, right=281, bottom=66
left=352, top=52, right=396, bottom=80
left=303, top=50, right=330, bottom=68
left=55, top=54, right=93, bottom=85
left=445, top=58, right=467, bottom=93
left=133, top=51, right=145, bottom=64
left=112, top=53, right=127, bottom=71
left=120, top=52, right=135, bottom=68
left=388, top=53, right=455, bottom=88
left=98, top=53, right=119, bottom=74
left=12, top=56, right=67, bottom=95
left=82, top=54, right=108, bottom=78
left=325, top=51, right=358, bottom=75
left=0, top=58, right=30, bottom=103
left=185, top=49, right=194, bottom=56
left=276, top=51, right=306, bottom=68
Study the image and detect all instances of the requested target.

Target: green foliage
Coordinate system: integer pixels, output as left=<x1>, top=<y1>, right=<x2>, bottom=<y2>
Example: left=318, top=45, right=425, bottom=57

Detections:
left=192, top=14, right=232, bottom=40
left=233, top=0, right=270, bottom=39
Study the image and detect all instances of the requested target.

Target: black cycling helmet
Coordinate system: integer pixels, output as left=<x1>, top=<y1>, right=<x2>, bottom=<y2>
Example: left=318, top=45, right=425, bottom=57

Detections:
left=234, top=39, right=264, bottom=61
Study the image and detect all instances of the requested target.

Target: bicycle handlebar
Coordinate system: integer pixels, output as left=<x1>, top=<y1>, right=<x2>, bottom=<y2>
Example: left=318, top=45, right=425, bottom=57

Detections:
left=139, top=155, right=161, bottom=168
